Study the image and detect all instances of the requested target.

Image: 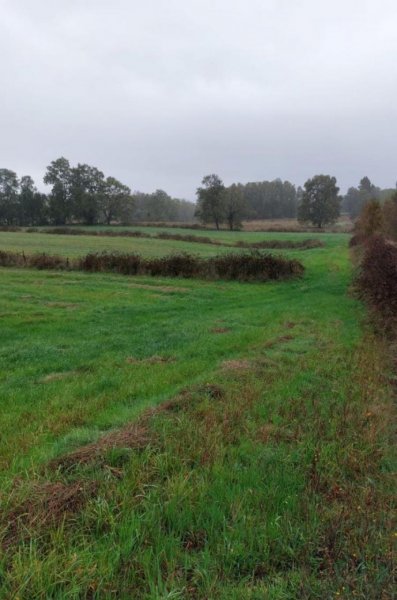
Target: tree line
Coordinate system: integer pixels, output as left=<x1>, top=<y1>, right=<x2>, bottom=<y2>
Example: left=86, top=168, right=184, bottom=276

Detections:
left=0, top=158, right=195, bottom=226
left=195, top=175, right=298, bottom=230
left=1, top=158, right=396, bottom=228
left=343, top=176, right=396, bottom=219
left=195, top=173, right=338, bottom=229
left=195, top=173, right=397, bottom=229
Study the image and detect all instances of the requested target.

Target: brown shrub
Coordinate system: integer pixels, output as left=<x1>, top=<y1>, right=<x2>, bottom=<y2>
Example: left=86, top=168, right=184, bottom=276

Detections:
left=236, top=239, right=323, bottom=250
left=28, top=253, right=69, bottom=270
left=78, top=252, right=141, bottom=274
left=355, top=235, right=397, bottom=326
left=355, top=200, right=384, bottom=239
left=349, top=233, right=366, bottom=248
left=206, top=252, right=304, bottom=281
left=383, top=194, right=397, bottom=241
left=0, top=250, right=25, bottom=266
left=156, top=232, right=220, bottom=245
left=143, top=253, right=203, bottom=278
left=0, top=249, right=304, bottom=282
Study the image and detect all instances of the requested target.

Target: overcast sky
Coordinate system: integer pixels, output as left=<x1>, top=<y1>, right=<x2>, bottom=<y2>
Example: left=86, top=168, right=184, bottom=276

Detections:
left=1, top=0, right=397, bottom=199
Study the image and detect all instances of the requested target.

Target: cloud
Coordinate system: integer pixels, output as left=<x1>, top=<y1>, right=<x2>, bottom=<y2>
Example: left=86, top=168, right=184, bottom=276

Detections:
left=1, top=0, right=397, bottom=198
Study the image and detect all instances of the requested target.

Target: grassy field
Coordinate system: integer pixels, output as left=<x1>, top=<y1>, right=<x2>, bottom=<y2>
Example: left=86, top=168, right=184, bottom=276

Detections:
left=0, top=230, right=395, bottom=598
left=0, top=228, right=338, bottom=258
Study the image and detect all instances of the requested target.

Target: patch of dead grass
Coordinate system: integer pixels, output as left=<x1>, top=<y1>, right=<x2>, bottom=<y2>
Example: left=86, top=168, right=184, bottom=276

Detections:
left=3, top=480, right=99, bottom=549
left=49, top=423, right=151, bottom=471
left=263, top=334, right=294, bottom=349
left=126, top=355, right=176, bottom=365
left=45, top=302, right=80, bottom=309
left=128, top=283, right=190, bottom=293
left=39, top=371, right=77, bottom=383
left=221, top=359, right=252, bottom=371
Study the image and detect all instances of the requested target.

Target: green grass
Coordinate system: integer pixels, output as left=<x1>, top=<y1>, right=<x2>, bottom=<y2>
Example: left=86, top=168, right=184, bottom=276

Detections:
left=0, top=232, right=394, bottom=598
left=0, top=228, right=345, bottom=258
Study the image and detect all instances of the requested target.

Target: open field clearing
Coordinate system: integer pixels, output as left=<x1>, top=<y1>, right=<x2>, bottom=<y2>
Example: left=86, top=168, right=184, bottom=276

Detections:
left=0, top=232, right=395, bottom=598
left=0, top=228, right=341, bottom=259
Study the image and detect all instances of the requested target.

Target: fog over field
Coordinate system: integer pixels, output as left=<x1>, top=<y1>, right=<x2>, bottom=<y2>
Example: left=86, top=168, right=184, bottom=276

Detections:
left=1, top=0, right=397, bottom=198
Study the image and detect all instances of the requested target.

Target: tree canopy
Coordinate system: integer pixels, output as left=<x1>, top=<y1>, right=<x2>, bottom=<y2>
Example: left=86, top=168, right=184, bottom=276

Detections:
left=195, top=174, right=226, bottom=230
left=0, top=158, right=195, bottom=226
left=298, top=175, right=341, bottom=228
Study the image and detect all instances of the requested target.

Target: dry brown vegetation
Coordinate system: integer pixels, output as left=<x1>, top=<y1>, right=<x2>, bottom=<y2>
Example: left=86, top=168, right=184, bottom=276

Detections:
left=0, top=249, right=305, bottom=282
left=353, top=236, right=397, bottom=329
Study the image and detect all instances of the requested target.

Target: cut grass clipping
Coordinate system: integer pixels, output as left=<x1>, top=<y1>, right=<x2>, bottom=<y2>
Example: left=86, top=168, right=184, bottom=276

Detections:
left=0, top=250, right=304, bottom=281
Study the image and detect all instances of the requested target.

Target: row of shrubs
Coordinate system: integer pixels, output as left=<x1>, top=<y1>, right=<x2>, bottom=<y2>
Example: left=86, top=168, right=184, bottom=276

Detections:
left=0, top=250, right=304, bottom=282
left=0, top=251, right=68, bottom=270
left=0, top=225, right=322, bottom=250
left=235, top=239, right=323, bottom=250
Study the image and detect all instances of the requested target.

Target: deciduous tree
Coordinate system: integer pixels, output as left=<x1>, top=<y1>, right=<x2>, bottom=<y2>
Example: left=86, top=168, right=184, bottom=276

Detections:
left=195, top=174, right=226, bottom=230
left=298, top=175, right=341, bottom=228
left=224, top=184, right=246, bottom=230
left=19, top=175, right=48, bottom=225
left=100, top=177, right=131, bottom=225
left=0, top=168, right=19, bottom=225
left=70, top=164, right=105, bottom=225
left=44, top=157, right=73, bottom=225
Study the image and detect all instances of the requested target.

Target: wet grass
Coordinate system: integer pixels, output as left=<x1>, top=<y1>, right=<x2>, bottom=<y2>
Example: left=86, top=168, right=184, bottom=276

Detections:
left=0, top=228, right=345, bottom=258
left=0, top=233, right=395, bottom=598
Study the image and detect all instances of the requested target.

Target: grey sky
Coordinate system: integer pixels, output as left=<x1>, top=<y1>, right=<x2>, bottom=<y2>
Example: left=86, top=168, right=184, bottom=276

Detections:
left=1, top=0, right=397, bottom=199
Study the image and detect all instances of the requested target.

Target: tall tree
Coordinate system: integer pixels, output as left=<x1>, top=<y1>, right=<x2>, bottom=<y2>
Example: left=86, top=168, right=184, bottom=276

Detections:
left=195, top=174, right=225, bottom=230
left=70, top=163, right=105, bottom=225
left=224, top=184, right=246, bottom=230
left=298, top=175, right=341, bottom=228
left=44, top=157, right=73, bottom=225
left=100, top=177, right=132, bottom=225
left=344, top=177, right=380, bottom=218
left=19, top=175, right=47, bottom=225
left=0, top=169, right=19, bottom=225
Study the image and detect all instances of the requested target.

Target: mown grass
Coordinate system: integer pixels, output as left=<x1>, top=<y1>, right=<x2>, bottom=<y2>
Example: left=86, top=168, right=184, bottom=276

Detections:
left=0, top=228, right=343, bottom=259
left=0, top=232, right=395, bottom=598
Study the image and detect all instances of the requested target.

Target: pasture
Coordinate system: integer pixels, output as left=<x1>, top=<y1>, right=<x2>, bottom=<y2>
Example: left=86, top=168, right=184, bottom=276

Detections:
left=0, top=227, right=337, bottom=258
left=0, top=229, right=394, bottom=599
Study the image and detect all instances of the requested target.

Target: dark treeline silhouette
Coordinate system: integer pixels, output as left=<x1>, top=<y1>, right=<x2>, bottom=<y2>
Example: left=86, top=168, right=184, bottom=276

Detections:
left=0, top=159, right=195, bottom=226
left=196, top=173, right=397, bottom=229
left=195, top=175, right=299, bottom=230
left=343, top=176, right=396, bottom=219
left=1, top=159, right=397, bottom=228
